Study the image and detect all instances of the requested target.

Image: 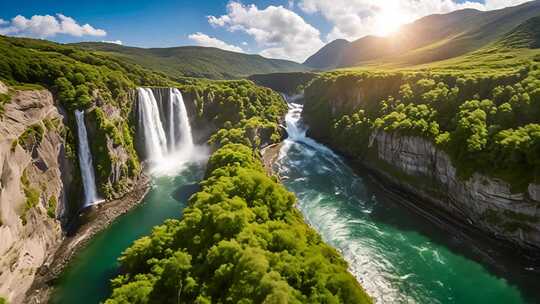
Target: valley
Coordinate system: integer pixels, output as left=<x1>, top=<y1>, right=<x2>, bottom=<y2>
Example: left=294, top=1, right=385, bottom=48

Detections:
left=1, top=1, right=540, bottom=303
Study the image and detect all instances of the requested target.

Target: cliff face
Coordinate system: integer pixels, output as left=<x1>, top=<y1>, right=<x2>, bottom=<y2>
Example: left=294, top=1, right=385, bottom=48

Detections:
left=85, top=100, right=141, bottom=200
left=0, top=83, right=146, bottom=303
left=0, top=86, right=71, bottom=303
left=367, top=131, right=540, bottom=250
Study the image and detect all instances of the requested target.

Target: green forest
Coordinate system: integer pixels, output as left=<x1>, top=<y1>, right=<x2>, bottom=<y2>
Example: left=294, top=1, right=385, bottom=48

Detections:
left=2, top=3, right=540, bottom=303
left=105, top=143, right=371, bottom=304
left=0, top=35, right=287, bottom=211
left=0, top=34, right=373, bottom=303
left=304, top=63, right=540, bottom=192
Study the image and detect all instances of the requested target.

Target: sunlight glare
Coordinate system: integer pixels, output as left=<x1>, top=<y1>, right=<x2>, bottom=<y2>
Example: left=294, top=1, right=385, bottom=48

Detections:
left=373, top=6, right=410, bottom=36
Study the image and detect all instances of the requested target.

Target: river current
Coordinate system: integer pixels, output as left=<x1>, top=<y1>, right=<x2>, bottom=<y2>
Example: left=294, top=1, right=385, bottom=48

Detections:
left=273, top=99, right=540, bottom=303
left=53, top=95, right=540, bottom=304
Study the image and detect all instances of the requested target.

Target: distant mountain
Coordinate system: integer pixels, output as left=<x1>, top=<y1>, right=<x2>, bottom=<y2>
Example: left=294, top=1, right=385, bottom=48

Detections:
left=73, top=42, right=310, bottom=80
left=304, top=0, right=540, bottom=69
left=304, top=39, right=349, bottom=69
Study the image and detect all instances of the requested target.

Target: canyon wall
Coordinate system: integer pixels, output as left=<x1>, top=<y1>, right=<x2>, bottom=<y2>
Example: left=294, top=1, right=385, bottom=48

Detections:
left=0, top=82, right=145, bottom=303
left=0, top=85, right=70, bottom=303
left=366, top=131, right=540, bottom=250
left=301, top=71, right=540, bottom=252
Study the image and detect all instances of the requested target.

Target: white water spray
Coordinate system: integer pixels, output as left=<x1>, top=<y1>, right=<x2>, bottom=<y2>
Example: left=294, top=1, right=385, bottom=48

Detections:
left=75, top=110, right=102, bottom=207
left=137, top=87, right=203, bottom=175
left=169, top=88, right=194, bottom=151
left=137, top=88, right=168, bottom=161
left=281, top=94, right=337, bottom=155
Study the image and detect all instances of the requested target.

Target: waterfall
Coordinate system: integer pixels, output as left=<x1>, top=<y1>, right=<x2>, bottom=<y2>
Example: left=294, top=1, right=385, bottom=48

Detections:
left=170, top=88, right=194, bottom=151
left=281, top=93, right=336, bottom=155
left=137, top=88, right=196, bottom=173
left=285, top=102, right=306, bottom=140
left=75, top=110, right=101, bottom=207
left=137, top=88, right=168, bottom=161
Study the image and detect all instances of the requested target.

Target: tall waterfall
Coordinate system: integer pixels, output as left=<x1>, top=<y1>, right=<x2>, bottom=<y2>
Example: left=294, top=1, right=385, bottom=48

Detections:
left=75, top=110, right=101, bottom=207
left=169, top=88, right=194, bottom=151
left=137, top=88, right=168, bottom=161
left=137, top=87, right=195, bottom=171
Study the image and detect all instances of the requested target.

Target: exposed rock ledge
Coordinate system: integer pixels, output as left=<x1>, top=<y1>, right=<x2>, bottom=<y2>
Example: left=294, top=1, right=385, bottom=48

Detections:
left=260, top=143, right=282, bottom=176
left=0, top=88, right=67, bottom=304
left=366, top=131, right=540, bottom=251
left=0, top=83, right=150, bottom=303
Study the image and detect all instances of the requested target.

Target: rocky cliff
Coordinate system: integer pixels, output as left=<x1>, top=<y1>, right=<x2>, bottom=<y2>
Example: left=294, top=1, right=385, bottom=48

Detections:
left=85, top=99, right=142, bottom=200
left=0, top=84, right=72, bottom=303
left=366, top=130, right=540, bottom=251
left=0, top=82, right=146, bottom=303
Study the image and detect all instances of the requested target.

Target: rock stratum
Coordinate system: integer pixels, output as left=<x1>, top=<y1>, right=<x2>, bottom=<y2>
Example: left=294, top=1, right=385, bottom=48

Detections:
left=0, top=82, right=145, bottom=303
left=367, top=131, right=540, bottom=251
left=0, top=86, right=68, bottom=303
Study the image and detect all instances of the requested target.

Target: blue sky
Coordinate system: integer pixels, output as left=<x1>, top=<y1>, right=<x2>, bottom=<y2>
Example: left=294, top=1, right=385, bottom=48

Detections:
left=0, top=0, right=532, bottom=62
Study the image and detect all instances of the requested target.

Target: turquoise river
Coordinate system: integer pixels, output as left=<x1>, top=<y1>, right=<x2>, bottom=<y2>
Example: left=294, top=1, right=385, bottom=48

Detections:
left=52, top=102, right=540, bottom=304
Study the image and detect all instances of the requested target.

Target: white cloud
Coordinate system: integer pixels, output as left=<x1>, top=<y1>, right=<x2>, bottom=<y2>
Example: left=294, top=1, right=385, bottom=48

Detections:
left=0, top=19, right=8, bottom=26
left=102, top=40, right=123, bottom=45
left=299, top=0, right=532, bottom=41
left=484, top=0, right=532, bottom=9
left=208, top=1, right=324, bottom=62
left=0, top=14, right=106, bottom=38
left=188, top=32, right=243, bottom=52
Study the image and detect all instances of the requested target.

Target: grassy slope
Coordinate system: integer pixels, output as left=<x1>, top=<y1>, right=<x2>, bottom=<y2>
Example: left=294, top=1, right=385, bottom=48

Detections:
left=336, top=13, right=540, bottom=77
left=304, top=39, right=350, bottom=69
left=73, top=42, right=310, bottom=80
left=303, top=16, right=540, bottom=192
left=307, top=1, right=540, bottom=70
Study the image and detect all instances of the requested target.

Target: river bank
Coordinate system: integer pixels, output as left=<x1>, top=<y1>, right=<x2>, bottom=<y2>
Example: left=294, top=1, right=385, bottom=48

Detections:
left=353, top=159, right=540, bottom=299
left=357, top=157, right=540, bottom=260
left=263, top=94, right=540, bottom=302
left=24, top=176, right=150, bottom=304
left=260, top=143, right=282, bottom=176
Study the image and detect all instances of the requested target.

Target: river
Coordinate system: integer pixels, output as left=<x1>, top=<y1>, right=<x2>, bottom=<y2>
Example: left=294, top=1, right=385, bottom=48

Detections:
left=51, top=161, right=206, bottom=304
left=273, top=99, right=540, bottom=303
left=52, top=96, right=540, bottom=304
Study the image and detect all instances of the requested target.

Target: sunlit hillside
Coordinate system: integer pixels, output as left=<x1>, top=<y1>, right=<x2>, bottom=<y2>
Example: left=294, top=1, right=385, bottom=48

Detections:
left=305, top=1, right=540, bottom=70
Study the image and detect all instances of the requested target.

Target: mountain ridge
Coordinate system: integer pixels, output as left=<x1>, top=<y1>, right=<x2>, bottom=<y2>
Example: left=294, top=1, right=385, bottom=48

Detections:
left=73, top=42, right=310, bottom=80
left=304, top=0, right=540, bottom=69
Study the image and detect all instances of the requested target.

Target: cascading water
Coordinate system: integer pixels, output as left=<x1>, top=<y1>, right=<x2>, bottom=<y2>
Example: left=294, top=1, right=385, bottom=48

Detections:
left=169, top=88, right=194, bottom=151
left=137, top=88, right=168, bottom=161
left=137, top=87, right=202, bottom=175
left=274, top=95, right=538, bottom=303
left=285, top=102, right=305, bottom=140
left=75, top=110, right=101, bottom=207
left=53, top=88, right=207, bottom=303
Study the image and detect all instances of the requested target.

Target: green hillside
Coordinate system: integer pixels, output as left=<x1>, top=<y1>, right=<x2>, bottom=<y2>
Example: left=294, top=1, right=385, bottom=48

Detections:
left=500, top=15, right=540, bottom=49
left=304, top=0, right=540, bottom=69
left=300, top=12, right=540, bottom=194
left=73, top=42, right=310, bottom=80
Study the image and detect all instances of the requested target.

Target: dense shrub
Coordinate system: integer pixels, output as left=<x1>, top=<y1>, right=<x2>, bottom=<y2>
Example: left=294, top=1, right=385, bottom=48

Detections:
left=181, top=79, right=287, bottom=149
left=106, top=144, right=371, bottom=304
left=304, top=64, right=540, bottom=190
left=20, top=169, right=40, bottom=225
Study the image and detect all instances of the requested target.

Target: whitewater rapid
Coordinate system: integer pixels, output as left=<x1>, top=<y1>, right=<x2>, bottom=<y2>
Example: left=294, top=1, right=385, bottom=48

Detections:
left=274, top=95, right=530, bottom=304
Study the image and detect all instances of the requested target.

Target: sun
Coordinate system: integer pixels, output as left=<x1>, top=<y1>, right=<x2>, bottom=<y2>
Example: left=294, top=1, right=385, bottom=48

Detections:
left=373, top=8, right=409, bottom=36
